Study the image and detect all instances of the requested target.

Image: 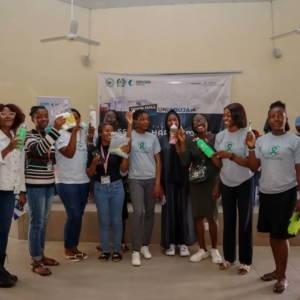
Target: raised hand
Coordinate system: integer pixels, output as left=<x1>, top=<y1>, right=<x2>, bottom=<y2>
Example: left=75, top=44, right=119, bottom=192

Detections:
left=54, top=116, right=65, bottom=131
left=177, top=126, right=185, bottom=143
left=88, top=123, right=95, bottom=139
left=246, top=131, right=256, bottom=149
left=125, top=111, right=133, bottom=125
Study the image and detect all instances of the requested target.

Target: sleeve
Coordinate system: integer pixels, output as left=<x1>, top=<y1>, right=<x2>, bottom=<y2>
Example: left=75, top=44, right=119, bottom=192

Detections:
left=153, top=136, right=161, bottom=155
left=294, top=139, right=300, bottom=164
left=86, top=149, right=95, bottom=168
left=25, top=128, right=60, bottom=158
left=180, top=137, right=192, bottom=167
left=20, top=149, right=26, bottom=192
left=55, top=131, right=69, bottom=150
left=255, top=137, right=261, bottom=160
left=214, top=133, right=220, bottom=151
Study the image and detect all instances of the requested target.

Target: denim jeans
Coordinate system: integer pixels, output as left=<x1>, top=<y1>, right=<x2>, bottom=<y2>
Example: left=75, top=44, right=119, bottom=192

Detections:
left=94, top=180, right=124, bottom=253
left=27, top=187, right=55, bottom=261
left=0, top=191, right=15, bottom=255
left=57, top=183, right=89, bottom=249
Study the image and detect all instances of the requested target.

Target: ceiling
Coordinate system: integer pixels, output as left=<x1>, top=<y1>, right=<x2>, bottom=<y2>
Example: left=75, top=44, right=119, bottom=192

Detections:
left=58, top=0, right=273, bottom=9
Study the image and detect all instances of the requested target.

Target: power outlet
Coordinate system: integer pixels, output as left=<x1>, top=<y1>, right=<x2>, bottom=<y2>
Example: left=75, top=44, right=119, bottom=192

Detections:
left=205, top=223, right=209, bottom=231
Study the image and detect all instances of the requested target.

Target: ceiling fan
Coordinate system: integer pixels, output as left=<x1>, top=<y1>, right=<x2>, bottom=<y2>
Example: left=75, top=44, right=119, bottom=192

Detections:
left=270, top=27, right=300, bottom=40
left=40, top=0, right=100, bottom=46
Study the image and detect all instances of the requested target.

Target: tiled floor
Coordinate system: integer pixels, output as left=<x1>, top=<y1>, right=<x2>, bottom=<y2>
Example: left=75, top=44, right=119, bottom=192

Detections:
left=2, top=238, right=300, bottom=300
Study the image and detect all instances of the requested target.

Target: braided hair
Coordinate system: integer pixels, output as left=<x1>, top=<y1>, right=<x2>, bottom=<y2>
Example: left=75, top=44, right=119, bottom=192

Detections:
left=29, top=106, right=47, bottom=117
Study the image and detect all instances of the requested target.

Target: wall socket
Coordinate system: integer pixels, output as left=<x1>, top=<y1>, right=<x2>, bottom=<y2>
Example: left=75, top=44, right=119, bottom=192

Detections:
left=205, top=223, right=209, bottom=231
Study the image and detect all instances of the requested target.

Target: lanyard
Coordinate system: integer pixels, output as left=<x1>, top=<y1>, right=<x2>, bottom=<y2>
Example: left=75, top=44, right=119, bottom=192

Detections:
left=38, top=131, right=51, bottom=161
left=100, top=145, right=110, bottom=175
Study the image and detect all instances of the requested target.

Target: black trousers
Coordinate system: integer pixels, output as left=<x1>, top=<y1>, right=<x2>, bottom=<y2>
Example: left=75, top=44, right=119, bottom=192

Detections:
left=221, top=176, right=254, bottom=265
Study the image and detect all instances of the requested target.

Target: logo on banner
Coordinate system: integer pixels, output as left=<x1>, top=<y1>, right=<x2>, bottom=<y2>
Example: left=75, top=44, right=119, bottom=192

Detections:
left=157, top=107, right=198, bottom=113
left=225, top=142, right=234, bottom=152
left=129, top=104, right=157, bottom=116
left=117, top=78, right=126, bottom=87
left=128, top=80, right=151, bottom=86
left=105, top=78, right=115, bottom=87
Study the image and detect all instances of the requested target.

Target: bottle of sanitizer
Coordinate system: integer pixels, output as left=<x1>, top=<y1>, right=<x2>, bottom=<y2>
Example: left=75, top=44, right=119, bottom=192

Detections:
left=169, top=121, right=178, bottom=145
left=16, top=123, right=27, bottom=151
left=89, top=105, right=97, bottom=128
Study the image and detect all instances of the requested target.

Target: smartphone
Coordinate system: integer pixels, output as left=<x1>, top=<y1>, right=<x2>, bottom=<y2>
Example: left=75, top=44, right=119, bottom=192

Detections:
left=207, top=142, right=217, bottom=152
left=92, top=149, right=105, bottom=164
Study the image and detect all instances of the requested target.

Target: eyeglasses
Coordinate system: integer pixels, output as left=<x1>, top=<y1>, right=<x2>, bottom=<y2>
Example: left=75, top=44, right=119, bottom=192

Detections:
left=105, top=116, right=117, bottom=121
left=0, top=112, right=16, bottom=118
left=193, top=118, right=206, bottom=124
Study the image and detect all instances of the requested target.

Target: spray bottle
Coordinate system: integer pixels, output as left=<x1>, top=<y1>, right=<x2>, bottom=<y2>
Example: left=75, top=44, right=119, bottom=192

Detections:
left=89, top=105, right=97, bottom=129
left=169, top=121, right=178, bottom=145
left=195, top=138, right=215, bottom=158
left=16, top=124, right=27, bottom=151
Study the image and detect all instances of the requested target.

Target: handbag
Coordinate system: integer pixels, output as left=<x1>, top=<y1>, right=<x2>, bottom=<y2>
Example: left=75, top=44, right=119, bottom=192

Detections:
left=189, top=160, right=207, bottom=183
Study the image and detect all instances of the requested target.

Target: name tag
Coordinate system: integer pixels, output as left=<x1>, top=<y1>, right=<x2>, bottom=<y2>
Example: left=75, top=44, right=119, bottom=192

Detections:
left=101, top=176, right=110, bottom=184
left=47, top=162, right=53, bottom=171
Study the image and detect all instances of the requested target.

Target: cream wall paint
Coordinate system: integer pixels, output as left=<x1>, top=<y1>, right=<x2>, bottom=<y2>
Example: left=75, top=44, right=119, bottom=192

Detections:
left=0, top=0, right=92, bottom=124
left=90, top=2, right=275, bottom=132
left=272, top=0, right=300, bottom=132
left=1, top=0, right=299, bottom=132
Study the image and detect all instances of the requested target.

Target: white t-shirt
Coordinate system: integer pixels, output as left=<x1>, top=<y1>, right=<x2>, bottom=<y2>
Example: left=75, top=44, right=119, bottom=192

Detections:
left=128, top=131, right=161, bottom=180
left=55, top=130, right=90, bottom=184
left=215, top=128, right=253, bottom=187
left=255, top=132, right=300, bottom=194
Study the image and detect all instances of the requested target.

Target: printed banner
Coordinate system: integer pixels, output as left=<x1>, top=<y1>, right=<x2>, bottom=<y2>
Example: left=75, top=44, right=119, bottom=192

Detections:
left=98, top=74, right=232, bottom=136
left=37, top=96, right=71, bottom=132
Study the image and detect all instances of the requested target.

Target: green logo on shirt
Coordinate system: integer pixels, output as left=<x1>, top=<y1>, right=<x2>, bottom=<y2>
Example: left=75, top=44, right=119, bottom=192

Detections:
left=225, top=142, right=234, bottom=152
left=138, top=141, right=146, bottom=150
left=137, top=141, right=148, bottom=153
left=269, top=145, right=280, bottom=156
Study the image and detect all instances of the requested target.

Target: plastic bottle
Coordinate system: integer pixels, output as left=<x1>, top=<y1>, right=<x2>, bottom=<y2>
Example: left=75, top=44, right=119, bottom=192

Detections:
left=80, top=122, right=88, bottom=144
left=195, top=138, right=215, bottom=158
left=169, top=121, right=178, bottom=144
left=16, top=124, right=27, bottom=150
left=89, top=105, right=97, bottom=128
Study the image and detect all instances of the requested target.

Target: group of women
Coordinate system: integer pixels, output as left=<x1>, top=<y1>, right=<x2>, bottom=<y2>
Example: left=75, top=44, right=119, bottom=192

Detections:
left=0, top=100, right=299, bottom=295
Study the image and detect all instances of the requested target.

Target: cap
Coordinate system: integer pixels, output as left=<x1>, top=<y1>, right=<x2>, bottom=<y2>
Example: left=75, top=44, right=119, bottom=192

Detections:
left=295, top=116, right=300, bottom=127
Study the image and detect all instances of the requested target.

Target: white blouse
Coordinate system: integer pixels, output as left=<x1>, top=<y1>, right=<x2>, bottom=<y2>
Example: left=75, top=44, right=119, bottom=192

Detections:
left=0, top=130, right=26, bottom=194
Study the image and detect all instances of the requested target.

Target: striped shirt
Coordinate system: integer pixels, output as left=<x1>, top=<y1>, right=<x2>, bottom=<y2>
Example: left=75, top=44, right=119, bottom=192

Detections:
left=25, top=128, right=60, bottom=187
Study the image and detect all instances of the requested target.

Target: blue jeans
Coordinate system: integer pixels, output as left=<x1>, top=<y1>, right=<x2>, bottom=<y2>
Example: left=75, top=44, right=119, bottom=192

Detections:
left=27, top=187, right=54, bottom=261
left=94, top=180, right=124, bottom=253
left=0, top=191, right=15, bottom=255
left=57, top=183, right=89, bottom=249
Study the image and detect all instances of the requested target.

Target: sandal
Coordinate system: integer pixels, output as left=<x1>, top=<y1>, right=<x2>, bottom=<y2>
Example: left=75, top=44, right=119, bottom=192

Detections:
left=75, top=252, right=88, bottom=260
left=112, top=253, right=122, bottom=262
left=98, top=252, right=110, bottom=262
left=219, top=261, right=236, bottom=270
left=64, top=255, right=80, bottom=262
left=238, top=264, right=251, bottom=275
left=261, top=273, right=278, bottom=282
left=121, top=244, right=129, bottom=253
left=273, top=280, right=289, bottom=294
left=31, top=263, right=52, bottom=276
left=42, top=257, right=60, bottom=266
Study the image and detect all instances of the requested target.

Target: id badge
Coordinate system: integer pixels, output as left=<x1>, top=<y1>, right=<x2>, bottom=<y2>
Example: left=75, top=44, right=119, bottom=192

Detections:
left=101, top=176, right=110, bottom=184
left=47, top=162, right=53, bottom=171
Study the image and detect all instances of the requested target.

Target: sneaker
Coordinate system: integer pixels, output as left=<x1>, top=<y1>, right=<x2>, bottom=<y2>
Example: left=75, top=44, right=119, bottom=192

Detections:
left=179, top=245, right=190, bottom=257
left=131, top=251, right=141, bottom=266
left=190, top=248, right=209, bottom=263
left=165, top=244, right=176, bottom=256
left=141, top=246, right=152, bottom=260
left=210, top=248, right=222, bottom=264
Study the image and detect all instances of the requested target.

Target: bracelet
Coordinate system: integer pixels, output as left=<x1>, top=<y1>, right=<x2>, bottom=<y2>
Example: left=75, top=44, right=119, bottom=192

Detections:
left=229, top=153, right=236, bottom=161
left=248, top=147, right=256, bottom=151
